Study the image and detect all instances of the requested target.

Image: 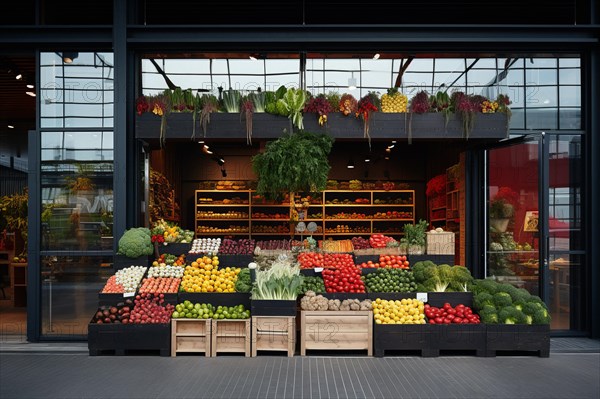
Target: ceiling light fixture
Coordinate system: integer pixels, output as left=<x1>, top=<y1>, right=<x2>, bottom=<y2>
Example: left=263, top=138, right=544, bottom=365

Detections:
left=387, top=144, right=395, bottom=149
left=62, top=52, right=79, bottom=64
left=8, top=125, right=14, bottom=129
left=348, top=72, right=357, bottom=90
left=26, top=84, right=34, bottom=89
left=26, top=91, right=36, bottom=97
left=15, top=74, right=22, bottom=80
left=347, top=159, right=355, bottom=169
left=249, top=54, right=258, bottom=61
left=384, top=156, right=390, bottom=160
left=385, top=148, right=391, bottom=153
left=373, top=53, right=380, bottom=60
left=364, top=157, right=370, bottom=163
left=391, top=140, right=397, bottom=144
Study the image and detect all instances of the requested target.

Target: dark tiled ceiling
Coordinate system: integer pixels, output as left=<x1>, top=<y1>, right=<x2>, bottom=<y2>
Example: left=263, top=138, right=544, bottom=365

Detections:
left=0, top=55, right=36, bottom=133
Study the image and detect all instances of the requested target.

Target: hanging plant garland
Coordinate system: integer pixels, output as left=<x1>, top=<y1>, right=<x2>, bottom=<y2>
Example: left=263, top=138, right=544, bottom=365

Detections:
left=240, top=97, right=254, bottom=145
left=356, top=93, right=380, bottom=149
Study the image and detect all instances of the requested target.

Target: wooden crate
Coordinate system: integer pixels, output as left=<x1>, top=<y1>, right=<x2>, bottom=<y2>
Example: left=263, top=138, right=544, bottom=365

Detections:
left=211, top=319, right=251, bottom=357
left=300, top=311, right=372, bottom=356
left=171, top=319, right=211, bottom=357
left=252, top=316, right=295, bottom=357
left=426, top=232, right=455, bottom=255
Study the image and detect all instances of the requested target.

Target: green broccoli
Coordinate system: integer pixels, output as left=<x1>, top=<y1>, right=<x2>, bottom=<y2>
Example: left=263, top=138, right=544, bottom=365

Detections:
left=478, top=305, right=498, bottom=324
left=471, top=279, right=499, bottom=295
left=493, top=291, right=513, bottom=308
left=498, top=306, right=528, bottom=324
left=411, top=260, right=437, bottom=283
left=496, top=283, right=527, bottom=302
left=235, top=268, right=253, bottom=293
left=448, top=265, right=473, bottom=292
left=117, top=227, right=153, bottom=258
left=473, top=292, right=495, bottom=310
left=522, top=301, right=551, bottom=324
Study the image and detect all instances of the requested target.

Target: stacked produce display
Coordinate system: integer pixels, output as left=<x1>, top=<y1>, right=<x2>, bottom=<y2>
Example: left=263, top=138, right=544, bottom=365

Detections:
left=92, top=227, right=550, bottom=357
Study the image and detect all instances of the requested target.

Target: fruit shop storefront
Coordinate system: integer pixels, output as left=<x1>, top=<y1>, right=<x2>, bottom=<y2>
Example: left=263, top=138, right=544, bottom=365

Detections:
left=8, top=1, right=597, bottom=342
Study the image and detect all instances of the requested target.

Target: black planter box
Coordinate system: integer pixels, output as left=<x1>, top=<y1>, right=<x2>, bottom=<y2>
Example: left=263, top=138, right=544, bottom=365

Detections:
left=355, top=255, right=381, bottom=265
left=98, top=293, right=136, bottom=307
left=485, top=324, right=550, bottom=357
left=300, top=269, right=323, bottom=277
left=178, top=292, right=251, bottom=308
left=360, top=267, right=379, bottom=275
left=373, top=324, right=437, bottom=357
left=215, top=254, right=254, bottom=268
left=409, top=254, right=455, bottom=266
left=157, top=243, right=191, bottom=256
left=469, top=113, right=510, bottom=139
left=367, top=292, right=416, bottom=301
left=251, top=299, right=297, bottom=316
left=430, top=324, right=487, bottom=356
left=426, top=292, right=473, bottom=308
left=113, top=254, right=150, bottom=271
left=88, top=320, right=171, bottom=356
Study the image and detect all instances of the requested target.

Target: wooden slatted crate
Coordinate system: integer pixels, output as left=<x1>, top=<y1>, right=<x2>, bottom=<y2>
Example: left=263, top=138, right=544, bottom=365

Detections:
left=211, top=319, right=251, bottom=357
left=300, top=311, right=372, bottom=356
left=171, top=319, right=211, bottom=357
left=252, top=316, right=295, bottom=357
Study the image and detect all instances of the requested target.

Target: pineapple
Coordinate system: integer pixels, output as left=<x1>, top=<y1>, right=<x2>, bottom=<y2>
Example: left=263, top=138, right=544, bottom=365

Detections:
left=381, top=88, right=408, bottom=113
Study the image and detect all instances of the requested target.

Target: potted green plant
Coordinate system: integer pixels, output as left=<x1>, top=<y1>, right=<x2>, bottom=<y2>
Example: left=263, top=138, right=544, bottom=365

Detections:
left=400, top=219, right=428, bottom=255
left=489, top=187, right=519, bottom=233
left=0, top=188, right=28, bottom=257
left=252, top=131, right=334, bottom=209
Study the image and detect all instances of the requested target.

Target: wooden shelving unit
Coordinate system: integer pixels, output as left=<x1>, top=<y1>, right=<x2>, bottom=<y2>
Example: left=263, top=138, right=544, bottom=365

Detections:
left=251, top=316, right=295, bottom=357
left=211, top=319, right=251, bottom=357
left=9, top=262, right=27, bottom=307
left=194, top=189, right=415, bottom=239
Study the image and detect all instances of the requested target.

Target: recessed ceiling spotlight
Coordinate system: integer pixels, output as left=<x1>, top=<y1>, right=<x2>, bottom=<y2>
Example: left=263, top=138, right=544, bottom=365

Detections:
left=8, top=125, right=14, bottom=129
left=373, top=53, right=380, bottom=60
left=385, top=148, right=391, bottom=153
left=364, top=157, right=370, bottom=163
left=198, top=140, right=205, bottom=144
left=347, top=159, right=355, bottom=169
left=26, top=91, right=36, bottom=97
left=391, top=140, right=397, bottom=144
left=206, top=149, right=213, bottom=155
left=26, top=84, right=34, bottom=89
left=15, top=74, right=22, bottom=80
left=384, top=156, right=390, bottom=160
left=387, top=144, right=395, bottom=149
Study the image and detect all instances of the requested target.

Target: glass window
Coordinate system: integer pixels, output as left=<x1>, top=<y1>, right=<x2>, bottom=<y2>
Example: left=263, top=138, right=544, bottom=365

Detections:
left=40, top=52, right=114, bottom=128
left=41, top=255, right=112, bottom=337
left=41, top=131, right=114, bottom=252
left=547, top=253, right=585, bottom=331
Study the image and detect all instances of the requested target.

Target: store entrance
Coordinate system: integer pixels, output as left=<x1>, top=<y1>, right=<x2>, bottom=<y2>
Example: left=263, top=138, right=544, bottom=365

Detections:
left=484, top=133, right=585, bottom=332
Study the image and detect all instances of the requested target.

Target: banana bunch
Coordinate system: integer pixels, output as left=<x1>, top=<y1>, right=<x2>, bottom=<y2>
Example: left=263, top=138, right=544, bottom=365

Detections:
left=381, top=88, right=408, bottom=113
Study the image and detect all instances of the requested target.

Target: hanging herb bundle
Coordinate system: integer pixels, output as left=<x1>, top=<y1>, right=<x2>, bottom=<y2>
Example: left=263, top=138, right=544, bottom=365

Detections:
left=136, top=95, right=150, bottom=115
left=240, top=96, right=254, bottom=145
left=339, top=94, right=358, bottom=116
left=409, top=90, right=431, bottom=114
left=356, top=93, right=380, bottom=148
left=196, top=94, right=219, bottom=139
left=430, top=91, right=453, bottom=127
left=252, top=131, right=334, bottom=201
left=451, top=92, right=482, bottom=139
left=303, top=94, right=334, bottom=126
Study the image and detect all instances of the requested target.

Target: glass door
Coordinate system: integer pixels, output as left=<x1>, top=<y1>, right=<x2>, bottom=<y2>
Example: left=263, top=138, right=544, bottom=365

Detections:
left=485, top=135, right=543, bottom=298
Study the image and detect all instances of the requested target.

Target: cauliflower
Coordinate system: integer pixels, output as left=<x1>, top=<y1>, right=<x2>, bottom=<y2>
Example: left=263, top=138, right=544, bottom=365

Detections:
left=349, top=300, right=360, bottom=311
left=359, top=299, right=372, bottom=311
left=117, top=227, right=154, bottom=258
left=300, top=291, right=328, bottom=311
left=340, top=299, right=351, bottom=311
left=328, top=299, right=341, bottom=311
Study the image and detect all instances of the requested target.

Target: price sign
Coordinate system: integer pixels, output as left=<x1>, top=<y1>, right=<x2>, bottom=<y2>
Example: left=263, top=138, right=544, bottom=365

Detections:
left=123, top=292, right=135, bottom=298
left=416, top=292, right=428, bottom=303
left=314, top=267, right=324, bottom=273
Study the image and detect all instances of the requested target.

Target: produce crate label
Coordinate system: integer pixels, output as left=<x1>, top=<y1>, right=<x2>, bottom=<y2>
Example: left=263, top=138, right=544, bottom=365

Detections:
left=123, top=292, right=135, bottom=298
left=417, top=292, right=428, bottom=302
left=314, top=268, right=324, bottom=273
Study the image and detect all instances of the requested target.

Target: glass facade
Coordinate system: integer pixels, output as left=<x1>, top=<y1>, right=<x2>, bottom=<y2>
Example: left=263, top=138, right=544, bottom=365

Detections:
left=38, top=52, right=114, bottom=337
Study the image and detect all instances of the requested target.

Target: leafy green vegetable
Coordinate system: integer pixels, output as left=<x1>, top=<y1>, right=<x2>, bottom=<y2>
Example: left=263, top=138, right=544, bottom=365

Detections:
left=235, top=268, right=253, bottom=293
left=249, top=91, right=266, bottom=113
left=223, top=89, right=241, bottom=113
left=252, top=258, right=303, bottom=300
left=275, top=88, right=307, bottom=129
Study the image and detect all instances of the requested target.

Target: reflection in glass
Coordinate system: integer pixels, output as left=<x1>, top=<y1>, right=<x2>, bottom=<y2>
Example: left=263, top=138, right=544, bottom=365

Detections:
left=41, top=255, right=111, bottom=336
left=40, top=52, right=114, bottom=128
left=41, top=131, right=114, bottom=251
left=487, top=141, right=540, bottom=297
left=548, top=254, right=583, bottom=331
